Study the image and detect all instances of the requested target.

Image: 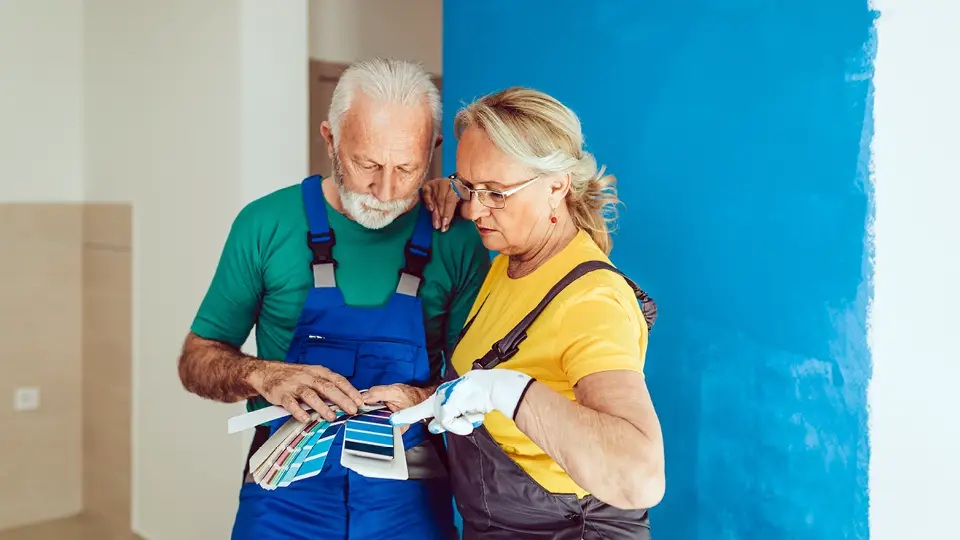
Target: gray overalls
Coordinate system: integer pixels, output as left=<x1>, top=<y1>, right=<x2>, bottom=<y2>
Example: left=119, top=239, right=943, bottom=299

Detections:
left=443, top=261, right=660, bottom=539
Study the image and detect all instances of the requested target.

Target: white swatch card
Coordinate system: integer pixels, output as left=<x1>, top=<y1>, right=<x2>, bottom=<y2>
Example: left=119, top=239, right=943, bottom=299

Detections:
left=340, top=426, right=408, bottom=481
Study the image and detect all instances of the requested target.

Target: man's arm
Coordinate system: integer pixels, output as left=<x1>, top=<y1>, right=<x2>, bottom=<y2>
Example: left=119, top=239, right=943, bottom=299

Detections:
left=178, top=202, right=363, bottom=421
left=515, top=372, right=665, bottom=510
left=180, top=332, right=364, bottom=422
left=178, top=332, right=262, bottom=403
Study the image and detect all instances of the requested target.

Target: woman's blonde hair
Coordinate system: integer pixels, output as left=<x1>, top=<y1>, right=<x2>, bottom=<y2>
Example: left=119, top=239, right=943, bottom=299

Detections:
left=454, top=87, right=620, bottom=254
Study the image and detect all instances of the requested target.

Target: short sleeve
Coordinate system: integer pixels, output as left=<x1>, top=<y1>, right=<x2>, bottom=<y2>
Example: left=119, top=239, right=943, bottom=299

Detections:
left=190, top=205, right=263, bottom=347
left=558, top=288, right=648, bottom=386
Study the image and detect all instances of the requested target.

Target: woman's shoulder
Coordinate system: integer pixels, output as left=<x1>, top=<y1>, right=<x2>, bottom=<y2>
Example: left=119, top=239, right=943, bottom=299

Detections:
left=548, top=248, right=643, bottom=326
left=558, top=266, right=641, bottom=314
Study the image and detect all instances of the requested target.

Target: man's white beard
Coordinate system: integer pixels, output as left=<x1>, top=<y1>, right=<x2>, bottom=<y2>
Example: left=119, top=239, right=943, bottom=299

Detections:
left=338, top=184, right=415, bottom=229
left=333, top=153, right=421, bottom=230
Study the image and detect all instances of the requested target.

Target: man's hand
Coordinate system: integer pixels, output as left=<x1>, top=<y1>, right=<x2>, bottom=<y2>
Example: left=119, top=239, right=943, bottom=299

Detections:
left=362, top=383, right=434, bottom=413
left=421, top=177, right=463, bottom=232
left=390, top=369, right=534, bottom=435
left=249, top=362, right=365, bottom=423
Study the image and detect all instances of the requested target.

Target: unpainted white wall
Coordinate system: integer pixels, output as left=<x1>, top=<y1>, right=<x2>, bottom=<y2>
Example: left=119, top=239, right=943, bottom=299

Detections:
left=869, top=0, right=960, bottom=538
left=0, top=0, right=84, bottom=202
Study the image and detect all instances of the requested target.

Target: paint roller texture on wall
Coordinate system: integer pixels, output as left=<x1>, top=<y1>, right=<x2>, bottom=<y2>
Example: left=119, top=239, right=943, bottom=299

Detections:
left=443, top=0, right=877, bottom=538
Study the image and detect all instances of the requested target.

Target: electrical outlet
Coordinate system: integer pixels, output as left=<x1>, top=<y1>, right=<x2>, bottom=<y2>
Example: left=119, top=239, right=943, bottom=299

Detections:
left=14, top=387, right=40, bottom=411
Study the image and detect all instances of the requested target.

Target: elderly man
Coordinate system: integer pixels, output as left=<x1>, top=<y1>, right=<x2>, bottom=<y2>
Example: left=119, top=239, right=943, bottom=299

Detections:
left=177, top=58, right=489, bottom=540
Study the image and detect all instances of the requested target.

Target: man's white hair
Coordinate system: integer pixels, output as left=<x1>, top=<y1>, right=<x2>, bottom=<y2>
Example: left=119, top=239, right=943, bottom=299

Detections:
left=328, top=57, right=442, bottom=148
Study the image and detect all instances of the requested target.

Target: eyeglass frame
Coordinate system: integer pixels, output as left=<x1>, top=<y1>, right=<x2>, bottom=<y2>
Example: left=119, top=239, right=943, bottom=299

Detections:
left=447, top=173, right=540, bottom=209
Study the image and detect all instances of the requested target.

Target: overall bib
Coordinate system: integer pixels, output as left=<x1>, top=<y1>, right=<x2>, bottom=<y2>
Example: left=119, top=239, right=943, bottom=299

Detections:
left=231, top=175, right=456, bottom=540
left=445, top=261, right=659, bottom=540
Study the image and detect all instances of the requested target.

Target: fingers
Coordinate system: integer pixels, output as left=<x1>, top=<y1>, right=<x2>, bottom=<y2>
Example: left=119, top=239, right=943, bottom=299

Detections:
left=425, top=414, right=475, bottom=436
left=465, top=412, right=486, bottom=428
left=362, top=385, right=395, bottom=405
left=307, top=368, right=361, bottom=413
left=326, top=371, right=364, bottom=408
left=427, top=417, right=447, bottom=435
left=280, top=394, right=311, bottom=424
left=390, top=394, right=436, bottom=426
left=422, top=183, right=442, bottom=228
left=442, top=415, right=476, bottom=436
left=440, top=188, right=459, bottom=232
left=297, top=386, right=336, bottom=422
left=313, top=379, right=358, bottom=416
left=422, top=182, right=435, bottom=211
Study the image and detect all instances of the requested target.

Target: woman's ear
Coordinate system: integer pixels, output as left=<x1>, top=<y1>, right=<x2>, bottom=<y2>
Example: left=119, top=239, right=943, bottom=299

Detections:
left=549, top=173, right=572, bottom=205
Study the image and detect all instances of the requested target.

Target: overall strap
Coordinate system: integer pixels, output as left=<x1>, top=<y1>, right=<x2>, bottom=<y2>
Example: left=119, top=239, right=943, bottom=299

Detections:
left=472, top=260, right=658, bottom=370
left=301, top=175, right=337, bottom=288
left=396, top=201, right=434, bottom=296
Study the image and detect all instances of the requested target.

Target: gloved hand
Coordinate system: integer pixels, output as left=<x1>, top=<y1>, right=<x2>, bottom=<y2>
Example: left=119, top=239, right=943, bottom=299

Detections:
left=390, top=369, right=535, bottom=435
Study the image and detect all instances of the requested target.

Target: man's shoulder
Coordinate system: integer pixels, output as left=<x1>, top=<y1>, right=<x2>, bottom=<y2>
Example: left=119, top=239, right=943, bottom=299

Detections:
left=423, top=214, right=488, bottom=283
left=241, top=183, right=303, bottom=217
left=431, top=215, right=489, bottom=266
left=232, top=183, right=305, bottom=231
left=432, top=215, right=482, bottom=250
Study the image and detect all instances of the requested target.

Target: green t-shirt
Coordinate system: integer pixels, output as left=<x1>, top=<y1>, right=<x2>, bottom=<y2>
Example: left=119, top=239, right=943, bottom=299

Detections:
left=190, top=182, right=490, bottom=386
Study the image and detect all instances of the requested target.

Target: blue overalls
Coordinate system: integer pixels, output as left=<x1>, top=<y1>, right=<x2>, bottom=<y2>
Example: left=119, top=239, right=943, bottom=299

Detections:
left=231, top=176, right=456, bottom=540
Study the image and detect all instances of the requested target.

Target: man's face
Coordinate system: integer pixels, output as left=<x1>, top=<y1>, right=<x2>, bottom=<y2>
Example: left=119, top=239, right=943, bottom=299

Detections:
left=325, top=92, right=435, bottom=229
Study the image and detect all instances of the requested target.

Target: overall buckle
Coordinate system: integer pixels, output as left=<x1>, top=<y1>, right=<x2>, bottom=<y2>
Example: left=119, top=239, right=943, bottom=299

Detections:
left=307, top=230, right=337, bottom=287
left=398, top=241, right=431, bottom=296
left=472, top=337, right=524, bottom=370
left=307, top=230, right=337, bottom=268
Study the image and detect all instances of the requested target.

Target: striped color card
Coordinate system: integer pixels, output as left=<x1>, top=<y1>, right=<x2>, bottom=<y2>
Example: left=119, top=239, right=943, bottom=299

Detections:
left=261, top=418, right=322, bottom=489
left=269, top=417, right=332, bottom=489
left=276, top=419, right=329, bottom=487
left=344, top=409, right=395, bottom=461
left=252, top=415, right=313, bottom=484
left=291, top=416, right=347, bottom=482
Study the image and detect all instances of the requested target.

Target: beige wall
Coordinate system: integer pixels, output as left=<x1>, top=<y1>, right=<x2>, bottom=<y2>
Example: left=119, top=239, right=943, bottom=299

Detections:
left=82, top=205, right=133, bottom=538
left=309, top=0, right=442, bottom=74
left=0, top=205, right=83, bottom=531
left=0, top=203, right=133, bottom=536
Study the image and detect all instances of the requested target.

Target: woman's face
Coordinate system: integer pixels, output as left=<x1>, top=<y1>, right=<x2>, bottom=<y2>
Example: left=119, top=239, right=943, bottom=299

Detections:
left=456, top=127, right=566, bottom=255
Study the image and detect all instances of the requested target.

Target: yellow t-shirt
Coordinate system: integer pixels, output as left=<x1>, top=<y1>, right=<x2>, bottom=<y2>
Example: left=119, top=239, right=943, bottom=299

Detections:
left=451, top=230, right=648, bottom=497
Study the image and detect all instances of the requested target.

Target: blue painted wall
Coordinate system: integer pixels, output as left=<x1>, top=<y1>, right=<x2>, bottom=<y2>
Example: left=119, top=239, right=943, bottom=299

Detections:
left=443, top=2, right=876, bottom=538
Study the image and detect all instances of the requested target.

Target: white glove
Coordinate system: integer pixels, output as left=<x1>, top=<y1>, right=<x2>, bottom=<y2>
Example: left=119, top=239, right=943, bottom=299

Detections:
left=390, top=369, right=534, bottom=436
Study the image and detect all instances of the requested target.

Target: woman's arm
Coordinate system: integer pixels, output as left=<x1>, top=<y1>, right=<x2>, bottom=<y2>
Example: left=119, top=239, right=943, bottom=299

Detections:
left=515, top=371, right=664, bottom=510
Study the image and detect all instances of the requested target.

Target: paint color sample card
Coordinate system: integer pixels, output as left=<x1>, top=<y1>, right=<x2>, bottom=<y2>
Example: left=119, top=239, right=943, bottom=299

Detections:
left=273, top=418, right=330, bottom=488
left=257, top=417, right=320, bottom=488
left=290, top=417, right=347, bottom=482
left=343, top=409, right=395, bottom=460
left=341, top=425, right=408, bottom=481
left=277, top=419, right=330, bottom=487
left=250, top=413, right=311, bottom=484
left=246, top=404, right=396, bottom=489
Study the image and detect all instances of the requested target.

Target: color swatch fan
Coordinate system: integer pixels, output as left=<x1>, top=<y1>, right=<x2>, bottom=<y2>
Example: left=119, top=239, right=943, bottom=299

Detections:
left=236, top=403, right=408, bottom=490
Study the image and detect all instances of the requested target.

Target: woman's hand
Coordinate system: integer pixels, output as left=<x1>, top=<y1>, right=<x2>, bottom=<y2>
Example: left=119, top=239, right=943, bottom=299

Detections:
left=363, top=383, right=433, bottom=412
left=421, top=177, right=462, bottom=231
left=390, top=370, right=535, bottom=435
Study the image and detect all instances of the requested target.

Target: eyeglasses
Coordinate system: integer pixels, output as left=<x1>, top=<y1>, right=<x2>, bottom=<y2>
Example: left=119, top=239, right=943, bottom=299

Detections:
left=447, top=173, right=539, bottom=209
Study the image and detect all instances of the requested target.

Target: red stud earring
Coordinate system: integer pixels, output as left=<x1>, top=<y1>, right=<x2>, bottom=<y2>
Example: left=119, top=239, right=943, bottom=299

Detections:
left=550, top=216, right=558, bottom=224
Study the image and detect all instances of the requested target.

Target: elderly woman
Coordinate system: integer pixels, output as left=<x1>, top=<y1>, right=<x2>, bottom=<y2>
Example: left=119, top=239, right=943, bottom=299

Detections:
left=390, top=87, right=664, bottom=539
